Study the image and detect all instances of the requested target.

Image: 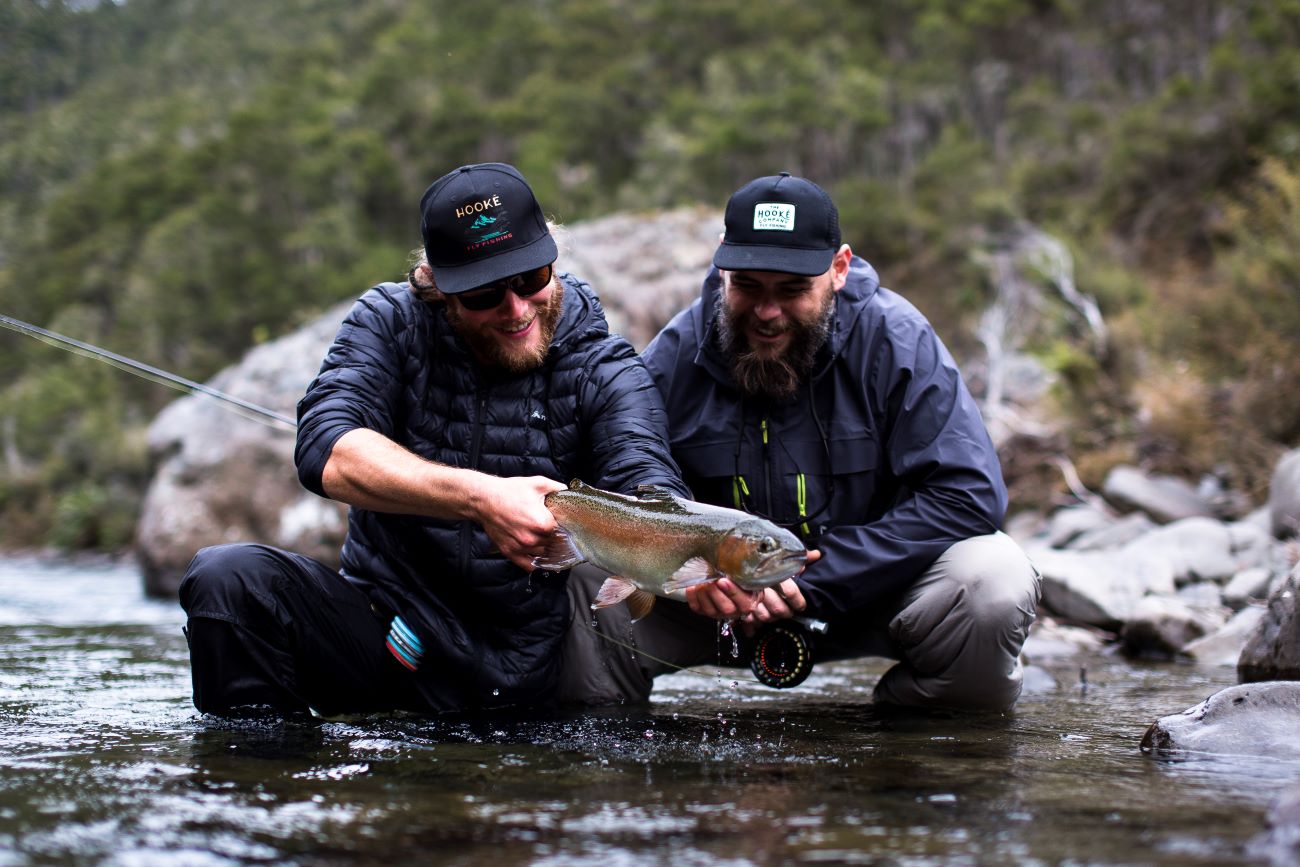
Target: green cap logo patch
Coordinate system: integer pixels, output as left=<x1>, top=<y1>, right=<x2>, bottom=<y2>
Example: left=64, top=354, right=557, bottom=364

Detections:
left=753, top=202, right=796, bottom=232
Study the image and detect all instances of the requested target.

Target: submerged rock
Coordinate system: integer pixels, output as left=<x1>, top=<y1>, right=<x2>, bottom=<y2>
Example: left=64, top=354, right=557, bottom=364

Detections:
left=1238, top=567, right=1300, bottom=683
left=1121, top=595, right=1227, bottom=659
left=1140, top=681, right=1300, bottom=758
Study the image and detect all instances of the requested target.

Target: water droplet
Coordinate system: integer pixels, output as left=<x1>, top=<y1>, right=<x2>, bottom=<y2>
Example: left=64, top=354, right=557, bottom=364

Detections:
left=672, top=713, right=679, bottom=720
left=730, top=680, right=738, bottom=689
left=728, top=727, right=736, bottom=736
left=492, top=689, right=500, bottom=696
left=644, top=730, right=654, bottom=739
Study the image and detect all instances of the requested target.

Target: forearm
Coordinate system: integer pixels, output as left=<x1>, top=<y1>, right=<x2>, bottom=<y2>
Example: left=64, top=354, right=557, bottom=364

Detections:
left=320, top=428, right=485, bottom=521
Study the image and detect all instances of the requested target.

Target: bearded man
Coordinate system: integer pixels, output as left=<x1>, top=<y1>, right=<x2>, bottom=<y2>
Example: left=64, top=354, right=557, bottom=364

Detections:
left=641, top=173, right=1042, bottom=712
left=178, top=163, right=689, bottom=717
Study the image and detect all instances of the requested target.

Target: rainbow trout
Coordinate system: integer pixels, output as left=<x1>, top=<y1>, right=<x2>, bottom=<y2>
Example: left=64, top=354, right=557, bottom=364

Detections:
left=532, top=479, right=808, bottom=621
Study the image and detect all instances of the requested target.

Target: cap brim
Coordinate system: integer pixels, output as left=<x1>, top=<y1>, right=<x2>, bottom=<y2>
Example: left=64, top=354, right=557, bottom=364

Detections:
left=432, top=233, right=559, bottom=295
left=712, top=242, right=833, bottom=277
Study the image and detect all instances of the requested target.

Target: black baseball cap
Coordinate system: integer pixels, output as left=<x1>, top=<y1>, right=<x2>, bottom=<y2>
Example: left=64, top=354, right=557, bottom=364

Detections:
left=713, top=172, right=841, bottom=276
left=419, top=162, right=558, bottom=295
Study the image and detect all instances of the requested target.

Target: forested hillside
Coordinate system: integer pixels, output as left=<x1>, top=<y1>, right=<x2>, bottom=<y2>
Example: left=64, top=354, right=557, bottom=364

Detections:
left=1, top=0, right=1297, bottom=550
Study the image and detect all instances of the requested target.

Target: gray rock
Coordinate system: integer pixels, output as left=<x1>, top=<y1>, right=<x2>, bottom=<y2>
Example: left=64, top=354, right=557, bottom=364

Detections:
left=1120, top=516, right=1241, bottom=585
left=1101, top=465, right=1216, bottom=524
left=1067, top=512, right=1155, bottom=552
left=136, top=302, right=352, bottom=597
left=1003, top=510, right=1048, bottom=547
left=1140, top=681, right=1300, bottom=758
left=1045, top=505, right=1112, bottom=548
left=1021, top=617, right=1108, bottom=660
left=1028, top=545, right=1176, bottom=629
left=1268, top=449, right=1300, bottom=539
left=1238, top=566, right=1300, bottom=683
left=1176, top=580, right=1226, bottom=609
left=1182, top=604, right=1267, bottom=666
left=1121, top=595, right=1228, bottom=658
left=1223, top=567, right=1275, bottom=610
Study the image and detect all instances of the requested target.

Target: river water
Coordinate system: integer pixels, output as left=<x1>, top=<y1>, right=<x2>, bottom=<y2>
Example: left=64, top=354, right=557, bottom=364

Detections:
left=0, top=556, right=1295, bottom=866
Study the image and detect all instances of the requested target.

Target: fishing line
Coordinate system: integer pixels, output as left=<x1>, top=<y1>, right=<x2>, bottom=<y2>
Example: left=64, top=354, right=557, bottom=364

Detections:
left=0, top=314, right=297, bottom=431
left=576, top=617, right=766, bottom=687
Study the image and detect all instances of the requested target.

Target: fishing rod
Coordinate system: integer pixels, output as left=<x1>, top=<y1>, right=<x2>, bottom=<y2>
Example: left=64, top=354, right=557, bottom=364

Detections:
left=1, top=311, right=795, bottom=687
left=0, top=313, right=297, bottom=431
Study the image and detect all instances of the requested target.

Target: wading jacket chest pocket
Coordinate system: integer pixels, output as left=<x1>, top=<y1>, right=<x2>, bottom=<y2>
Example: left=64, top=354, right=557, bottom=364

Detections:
left=674, top=432, right=879, bottom=542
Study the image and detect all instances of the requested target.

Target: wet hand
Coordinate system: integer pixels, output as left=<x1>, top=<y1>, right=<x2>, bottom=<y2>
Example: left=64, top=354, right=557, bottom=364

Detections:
left=740, top=549, right=819, bottom=630
left=684, top=577, right=757, bottom=621
left=474, top=475, right=566, bottom=571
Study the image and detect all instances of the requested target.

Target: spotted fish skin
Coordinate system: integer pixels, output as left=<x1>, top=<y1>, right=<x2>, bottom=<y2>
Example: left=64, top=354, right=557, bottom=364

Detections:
left=532, top=479, right=807, bottom=620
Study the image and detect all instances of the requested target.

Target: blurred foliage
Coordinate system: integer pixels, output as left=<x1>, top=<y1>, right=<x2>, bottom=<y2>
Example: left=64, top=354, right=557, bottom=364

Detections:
left=1, top=0, right=1299, bottom=549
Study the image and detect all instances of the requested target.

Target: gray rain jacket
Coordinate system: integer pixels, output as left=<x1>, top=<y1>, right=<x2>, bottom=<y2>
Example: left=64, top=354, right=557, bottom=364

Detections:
left=642, top=257, right=1006, bottom=618
left=295, top=274, right=686, bottom=712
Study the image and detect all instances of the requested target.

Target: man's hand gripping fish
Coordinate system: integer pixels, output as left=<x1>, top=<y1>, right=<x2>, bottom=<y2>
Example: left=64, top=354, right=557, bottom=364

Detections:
left=532, top=479, right=808, bottom=621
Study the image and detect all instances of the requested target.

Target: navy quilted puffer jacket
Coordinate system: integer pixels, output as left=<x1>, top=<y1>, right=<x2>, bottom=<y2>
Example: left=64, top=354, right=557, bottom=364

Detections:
left=295, top=273, right=686, bottom=712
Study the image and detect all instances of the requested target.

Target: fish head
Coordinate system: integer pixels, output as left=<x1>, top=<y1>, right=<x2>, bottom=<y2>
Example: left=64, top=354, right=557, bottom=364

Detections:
left=716, top=519, right=808, bottom=590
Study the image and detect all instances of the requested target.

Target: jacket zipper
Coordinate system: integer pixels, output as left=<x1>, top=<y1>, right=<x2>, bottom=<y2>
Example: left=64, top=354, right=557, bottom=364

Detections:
left=461, top=388, right=489, bottom=576
left=761, top=417, right=773, bottom=518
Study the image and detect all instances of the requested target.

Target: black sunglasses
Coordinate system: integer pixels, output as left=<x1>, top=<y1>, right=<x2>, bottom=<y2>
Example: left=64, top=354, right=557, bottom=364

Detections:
left=454, top=263, right=554, bottom=311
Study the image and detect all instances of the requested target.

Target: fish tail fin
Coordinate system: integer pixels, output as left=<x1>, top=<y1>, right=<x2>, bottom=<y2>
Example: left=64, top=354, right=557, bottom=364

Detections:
left=532, top=527, right=586, bottom=571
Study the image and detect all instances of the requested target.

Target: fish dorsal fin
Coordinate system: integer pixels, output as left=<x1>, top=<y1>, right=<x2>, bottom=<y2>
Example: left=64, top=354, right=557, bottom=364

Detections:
left=532, top=527, right=586, bottom=571
left=661, top=556, right=724, bottom=594
left=635, top=484, right=675, bottom=502
left=625, top=589, right=656, bottom=622
left=592, top=576, right=638, bottom=609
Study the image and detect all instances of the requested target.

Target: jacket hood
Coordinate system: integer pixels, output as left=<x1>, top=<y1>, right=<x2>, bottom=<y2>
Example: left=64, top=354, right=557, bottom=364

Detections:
left=693, top=256, right=881, bottom=385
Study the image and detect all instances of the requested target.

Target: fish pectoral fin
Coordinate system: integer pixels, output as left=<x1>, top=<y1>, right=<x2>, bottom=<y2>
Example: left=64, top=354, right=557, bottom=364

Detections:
left=531, top=527, right=586, bottom=571
left=626, top=589, right=657, bottom=622
left=592, top=576, right=639, bottom=609
left=661, top=556, right=723, bottom=594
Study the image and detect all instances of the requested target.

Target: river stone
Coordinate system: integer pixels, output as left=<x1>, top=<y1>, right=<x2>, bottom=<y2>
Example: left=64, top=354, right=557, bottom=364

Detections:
left=1139, top=681, right=1300, bottom=758
left=1268, top=449, right=1300, bottom=539
left=1101, top=465, right=1215, bottom=524
left=1044, top=504, right=1112, bottom=548
left=1021, top=617, right=1108, bottom=660
left=1182, top=604, right=1267, bottom=666
left=1119, top=516, right=1240, bottom=585
left=1223, top=567, right=1275, bottom=609
left=1121, top=595, right=1228, bottom=658
left=1067, top=512, right=1155, bottom=552
left=1238, top=567, right=1300, bottom=683
left=1028, top=546, right=1176, bottom=629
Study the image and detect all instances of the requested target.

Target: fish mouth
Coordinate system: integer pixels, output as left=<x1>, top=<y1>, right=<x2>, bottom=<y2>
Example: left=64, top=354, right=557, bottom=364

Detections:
left=746, top=550, right=809, bottom=587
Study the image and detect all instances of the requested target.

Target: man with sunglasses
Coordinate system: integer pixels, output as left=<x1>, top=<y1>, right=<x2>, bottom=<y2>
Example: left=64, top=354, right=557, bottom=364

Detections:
left=642, top=173, right=1041, bottom=712
left=179, top=162, right=690, bottom=717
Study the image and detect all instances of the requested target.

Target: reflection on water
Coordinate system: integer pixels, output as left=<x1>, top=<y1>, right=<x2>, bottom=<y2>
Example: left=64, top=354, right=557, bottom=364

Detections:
left=0, top=556, right=1294, bottom=865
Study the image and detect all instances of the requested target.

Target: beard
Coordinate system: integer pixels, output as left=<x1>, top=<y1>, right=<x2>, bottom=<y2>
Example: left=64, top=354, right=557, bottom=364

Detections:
left=715, top=288, right=835, bottom=401
left=444, top=279, right=565, bottom=374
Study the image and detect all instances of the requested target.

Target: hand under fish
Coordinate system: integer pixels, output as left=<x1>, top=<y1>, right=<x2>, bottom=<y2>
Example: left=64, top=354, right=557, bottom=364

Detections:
left=532, top=479, right=808, bottom=621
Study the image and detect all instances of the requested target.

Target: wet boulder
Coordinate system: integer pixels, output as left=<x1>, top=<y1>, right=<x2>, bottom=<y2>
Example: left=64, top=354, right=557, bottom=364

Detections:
left=1029, top=546, right=1175, bottom=629
left=1101, top=465, right=1216, bottom=524
left=1268, top=449, right=1300, bottom=539
left=1120, top=517, right=1241, bottom=585
left=1140, top=681, right=1300, bottom=758
left=1120, top=595, right=1228, bottom=658
left=1238, top=567, right=1300, bottom=683
left=1223, top=567, right=1275, bottom=610
left=1181, top=604, right=1266, bottom=666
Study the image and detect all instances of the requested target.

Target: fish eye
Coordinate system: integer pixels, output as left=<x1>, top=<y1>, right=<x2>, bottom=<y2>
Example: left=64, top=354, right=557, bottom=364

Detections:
left=758, top=537, right=777, bottom=554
